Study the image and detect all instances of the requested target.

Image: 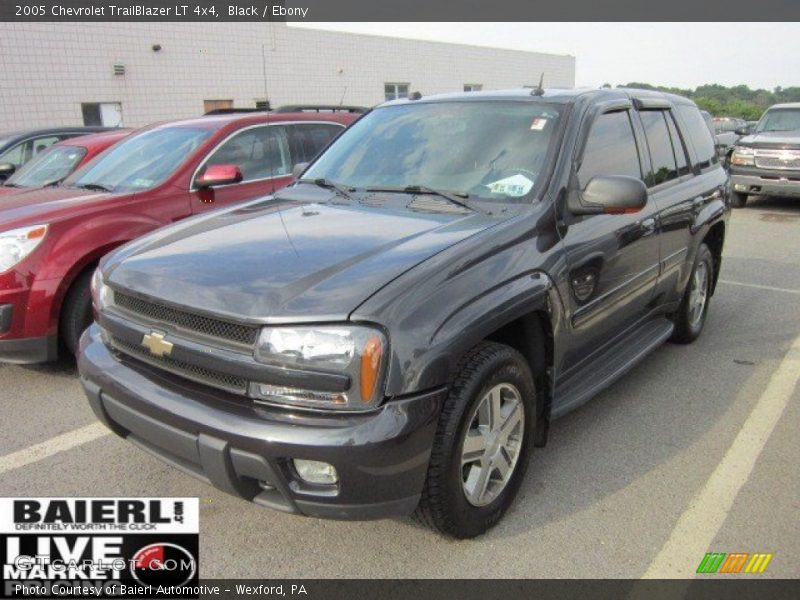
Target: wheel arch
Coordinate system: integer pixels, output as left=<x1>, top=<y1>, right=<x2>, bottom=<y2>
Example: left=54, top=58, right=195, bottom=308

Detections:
left=701, top=221, right=725, bottom=295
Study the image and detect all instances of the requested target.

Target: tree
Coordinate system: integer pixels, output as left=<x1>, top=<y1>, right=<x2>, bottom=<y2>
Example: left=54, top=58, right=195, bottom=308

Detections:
left=619, top=82, right=789, bottom=118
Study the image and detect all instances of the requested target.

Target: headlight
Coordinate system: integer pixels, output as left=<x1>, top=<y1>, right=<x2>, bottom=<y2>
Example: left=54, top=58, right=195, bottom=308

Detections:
left=0, top=224, right=48, bottom=272
left=731, top=145, right=755, bottom=166
left=252, top=325, right=387, bottom=411
left=90, top=268, right=112, bottom=313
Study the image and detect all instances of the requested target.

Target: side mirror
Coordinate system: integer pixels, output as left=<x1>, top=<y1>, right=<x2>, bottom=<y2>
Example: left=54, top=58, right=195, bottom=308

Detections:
left=195, top=164, right=243, bottom=189
left=734, top=125, right=751, bottom=136
left=569, top=175, right=647, bottom=216
left=292, top=162, right=309, bottom=180
left=0, top=163, right=16, bottom=180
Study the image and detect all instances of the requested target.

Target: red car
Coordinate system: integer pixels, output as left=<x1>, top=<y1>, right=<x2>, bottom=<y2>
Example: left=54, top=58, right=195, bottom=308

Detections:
left=0, top=110, right=357, bottom=363
left=0, top=129, right=132, bottom=196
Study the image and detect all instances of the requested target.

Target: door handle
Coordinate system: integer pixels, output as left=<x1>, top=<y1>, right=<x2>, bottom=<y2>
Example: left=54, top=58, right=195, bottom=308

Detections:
left=640, top=217, right=656, bottom=235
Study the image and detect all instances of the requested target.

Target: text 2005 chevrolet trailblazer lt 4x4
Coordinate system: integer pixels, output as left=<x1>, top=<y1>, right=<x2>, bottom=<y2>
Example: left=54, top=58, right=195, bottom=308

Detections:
left=79, top=89, right=729, bottom=538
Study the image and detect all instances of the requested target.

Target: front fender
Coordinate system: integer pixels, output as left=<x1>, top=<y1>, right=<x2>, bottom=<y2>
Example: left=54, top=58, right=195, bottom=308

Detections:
left=36, top=213, right=171, bottom=330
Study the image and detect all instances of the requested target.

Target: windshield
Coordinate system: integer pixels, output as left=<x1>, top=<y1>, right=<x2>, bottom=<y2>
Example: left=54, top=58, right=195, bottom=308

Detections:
left=304, top=101, right=564, bottom=202
left=65, top=127, right=212, bottom=193
left=755, top=109, right=800, bottom=133
left=5, top=144, right=87, bottom=187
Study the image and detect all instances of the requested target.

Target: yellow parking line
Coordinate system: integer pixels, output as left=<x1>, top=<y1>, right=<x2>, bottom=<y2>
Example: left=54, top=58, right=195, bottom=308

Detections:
left=718, top=279, right=800, bottom=295
left=0, top=422, right=109, bottom=474
left=642, top=333, right=800, bottom=578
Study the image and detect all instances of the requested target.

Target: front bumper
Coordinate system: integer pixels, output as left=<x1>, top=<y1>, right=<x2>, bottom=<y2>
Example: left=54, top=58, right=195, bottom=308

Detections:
left=0, top=272, right=61, bottom=363
left=730, top=167, right=800, bottom=198
left=78, top=325, right=444, bottom=520
left=0, top=334, right=58, bottom=364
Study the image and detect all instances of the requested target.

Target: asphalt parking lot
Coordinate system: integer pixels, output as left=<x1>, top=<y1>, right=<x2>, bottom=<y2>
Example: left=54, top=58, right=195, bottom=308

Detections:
left=1, top=196, right=798, bottom=579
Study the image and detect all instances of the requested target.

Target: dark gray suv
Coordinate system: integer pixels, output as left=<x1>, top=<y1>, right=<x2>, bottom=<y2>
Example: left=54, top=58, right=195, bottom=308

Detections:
left=79, top=88, right=729, bottom=538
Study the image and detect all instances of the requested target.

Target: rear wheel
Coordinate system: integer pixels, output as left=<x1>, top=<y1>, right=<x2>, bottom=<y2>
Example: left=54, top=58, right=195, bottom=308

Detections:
left=414, top=342, right=536, bottom=538
left=60, top=269, right=94, bottom=356
left=670, top=244, right=713, bottom=344
left=730, top=191, right=747, bottom=208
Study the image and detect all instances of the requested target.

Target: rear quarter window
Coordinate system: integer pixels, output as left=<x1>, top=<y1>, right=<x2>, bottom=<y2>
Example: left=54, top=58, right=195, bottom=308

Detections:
left=675, top=105, right=718, bottom=171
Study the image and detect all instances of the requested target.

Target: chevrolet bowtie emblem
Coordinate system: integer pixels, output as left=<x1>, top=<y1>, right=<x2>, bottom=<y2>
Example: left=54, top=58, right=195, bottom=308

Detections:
left=141, top=331, right=173, bottom=357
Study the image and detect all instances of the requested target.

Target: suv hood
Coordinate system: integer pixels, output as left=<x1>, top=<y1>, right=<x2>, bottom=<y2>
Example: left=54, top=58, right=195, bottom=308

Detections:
left=738, top=131, right=800, bottom=150
left=106, top=194, right=506, bottom=323
left=0, top=186, right=108, bottom=228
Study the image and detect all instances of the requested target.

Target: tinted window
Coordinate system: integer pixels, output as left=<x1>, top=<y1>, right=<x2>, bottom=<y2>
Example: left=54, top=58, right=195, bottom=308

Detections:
left=676, top=105, right=717, bottom=169
left=290, top=123, right=343, bottom=163
left=305, top=101, right=564, bottom=202
left=665, top=112, right=690, bottom=176
left=200, top=125, right=290, bottom=184
left=640, top=111, right=678, bottom=186
left=578, top=110, right=642, bottom=188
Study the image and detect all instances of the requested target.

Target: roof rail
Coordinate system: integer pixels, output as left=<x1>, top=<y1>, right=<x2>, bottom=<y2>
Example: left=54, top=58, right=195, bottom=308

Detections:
left=275, top=105, right=368, bottom=114
left=203, top=108, right=271, bottom=115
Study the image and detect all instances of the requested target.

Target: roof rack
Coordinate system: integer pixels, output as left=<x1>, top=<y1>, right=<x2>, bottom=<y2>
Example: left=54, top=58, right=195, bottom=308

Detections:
left=275, top=105, right=368, bottom=114
left=203, top=108, right=271, bottom=116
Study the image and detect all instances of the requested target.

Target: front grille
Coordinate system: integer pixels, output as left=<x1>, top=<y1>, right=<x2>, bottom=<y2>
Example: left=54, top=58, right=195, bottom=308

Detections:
left=113, top=291, right=258, bottom=346
left=754, top=149, right=800, bottom=171
left=110, top=336, right=248, bottom=395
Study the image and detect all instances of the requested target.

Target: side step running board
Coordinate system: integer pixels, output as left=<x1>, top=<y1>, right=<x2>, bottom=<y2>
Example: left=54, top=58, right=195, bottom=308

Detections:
left=552, top=318, right=674, bottom=419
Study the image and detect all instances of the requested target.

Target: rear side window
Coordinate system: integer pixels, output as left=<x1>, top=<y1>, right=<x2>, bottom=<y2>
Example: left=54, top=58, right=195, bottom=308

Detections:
left=675, top=105, right=717, bottom=170
left=578, top=110, right=642, bottom=188
left=640, top=111, right=678, bottom=186
left=289, top=123, right=343, bottom=163
left=665, top=112, right=690, bottom=176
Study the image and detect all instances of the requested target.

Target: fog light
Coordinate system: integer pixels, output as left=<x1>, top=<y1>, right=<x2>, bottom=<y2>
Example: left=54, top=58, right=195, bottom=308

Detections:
left=293, top=459, right=338, bottom=484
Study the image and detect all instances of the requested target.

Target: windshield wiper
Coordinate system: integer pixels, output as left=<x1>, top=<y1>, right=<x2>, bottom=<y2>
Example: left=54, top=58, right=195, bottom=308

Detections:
left=298, top=178, right=356, bottom=202
left=367, top=184, right=476, bottom=212
left=73, top=182, right=114, bottom=192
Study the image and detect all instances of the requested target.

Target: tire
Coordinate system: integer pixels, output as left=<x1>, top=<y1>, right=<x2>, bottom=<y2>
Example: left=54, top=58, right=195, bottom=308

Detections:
left=414, top=341, right=536, bottom=538
left=670, top=243, right=714, bottom=344
left=730, top=191, right=747, bottom=208
left=60, top=269, right=94, bottom=356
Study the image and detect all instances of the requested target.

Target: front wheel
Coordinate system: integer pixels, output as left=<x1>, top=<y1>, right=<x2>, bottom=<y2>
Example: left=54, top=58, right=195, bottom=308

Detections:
left=60, top=269, right=94, bottom=356
left=414, top=342, right=536, bottom=538
left=670, top=244, right=713, bottom=344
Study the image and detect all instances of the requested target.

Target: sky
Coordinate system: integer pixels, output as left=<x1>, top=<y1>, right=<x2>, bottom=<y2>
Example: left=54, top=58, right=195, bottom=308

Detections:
left=292, top=23, right=799, bottom=91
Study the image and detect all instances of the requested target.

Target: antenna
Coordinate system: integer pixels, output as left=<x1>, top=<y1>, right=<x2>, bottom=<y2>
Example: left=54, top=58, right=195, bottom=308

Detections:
left=261, top=43, right=270, bottom=110
left=531, top=72, right=545, bottom=96
left=339, top=85, right=348, bottom=106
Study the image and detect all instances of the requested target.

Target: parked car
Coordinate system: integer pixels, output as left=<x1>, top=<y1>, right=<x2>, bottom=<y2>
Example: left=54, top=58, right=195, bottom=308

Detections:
left=729, top=102, right=800, bottom=207
left=0, top=127, right=114, bottom=182
left=0, top=111, right=356, bottom=363
left=712, top=117, right=747, bottom=166
left=0, top=129, right=132, bottom=196
left=79, top=88, right=729, bottom=538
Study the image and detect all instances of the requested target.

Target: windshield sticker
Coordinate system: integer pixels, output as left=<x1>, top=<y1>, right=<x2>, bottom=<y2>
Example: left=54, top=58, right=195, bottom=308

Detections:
left=485, top=174, right=534, bottom=197
left=132, top=178, right=153, bottom=188
left=530, top=117, right=549, bottom=131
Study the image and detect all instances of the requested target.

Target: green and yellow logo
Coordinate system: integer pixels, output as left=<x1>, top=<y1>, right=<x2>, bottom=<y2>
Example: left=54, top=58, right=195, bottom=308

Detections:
left=696, top=552, right=773, bottom=574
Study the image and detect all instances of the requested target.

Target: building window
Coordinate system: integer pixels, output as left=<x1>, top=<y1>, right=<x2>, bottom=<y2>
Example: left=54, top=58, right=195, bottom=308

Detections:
left=255, top=99, right=271, bottom=110
left=203, top=99, right=234, bottom=114
left=385, top=83, right=409, bottom=101
left=81, top=102, right=123, bottom=126
left=464, top=84, right=483, bottom=92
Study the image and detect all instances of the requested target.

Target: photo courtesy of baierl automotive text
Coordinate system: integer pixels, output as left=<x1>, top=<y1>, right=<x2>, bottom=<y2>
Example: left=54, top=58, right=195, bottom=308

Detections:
left=0, top=1, right=798, bottom=598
